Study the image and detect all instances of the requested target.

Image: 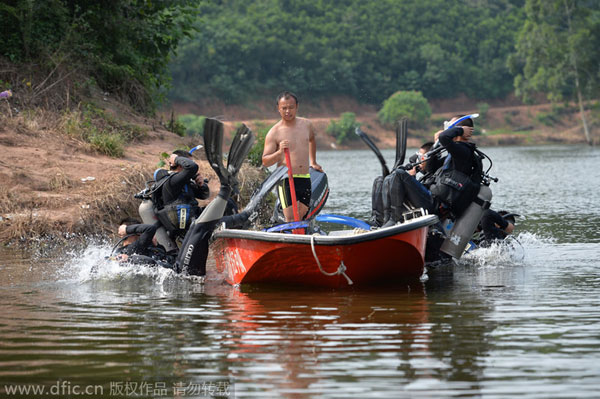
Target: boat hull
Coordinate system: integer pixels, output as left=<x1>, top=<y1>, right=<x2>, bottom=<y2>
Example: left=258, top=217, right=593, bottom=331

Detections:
left=212, top=215, right=438, bottom=288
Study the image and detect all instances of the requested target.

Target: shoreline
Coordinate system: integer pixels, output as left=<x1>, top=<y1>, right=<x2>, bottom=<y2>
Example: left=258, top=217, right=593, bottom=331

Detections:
left=1, top=98, right=595, bottom=246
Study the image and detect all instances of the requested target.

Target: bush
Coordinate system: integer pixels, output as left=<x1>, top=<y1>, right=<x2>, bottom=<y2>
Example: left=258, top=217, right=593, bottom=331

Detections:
left=377, top=91, right=431, bottom=128
left=247, top=122, right=271, bottom=167
left=89, top=132, right=125, bottom=157
left=165, top=111, right=186, bottom=136
left=177, top=114, right=206, bottom=136
left=477, top=102, right=489, bottom=126
left=326, top=112, right=361, bottom=144
left=61, top=103, right=143, bottom=157
left=536, top=111, right=559, bottom=126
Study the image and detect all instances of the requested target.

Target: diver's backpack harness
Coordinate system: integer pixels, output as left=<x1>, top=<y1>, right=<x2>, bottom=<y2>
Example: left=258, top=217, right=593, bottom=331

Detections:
left=138, top=174, right=196, bottom=236
left=156, top=175, right=199, bottom=235
left=429, top=144, right=486, bottom=218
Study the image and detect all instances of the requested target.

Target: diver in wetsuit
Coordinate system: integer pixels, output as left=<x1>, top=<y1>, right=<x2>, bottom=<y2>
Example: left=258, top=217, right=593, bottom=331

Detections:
left=152, top=150, right=210, bottom=238
left=379, top=140, right=439, bottom=226
left=475, top=209, right=515, bottom=247
left=114, top=218, right=175, bottom=267
left=430, top=117, right=483, bottom=219
left=163, top=150, right=210, bottom=204
left=174, top=119, right=256, bottom=277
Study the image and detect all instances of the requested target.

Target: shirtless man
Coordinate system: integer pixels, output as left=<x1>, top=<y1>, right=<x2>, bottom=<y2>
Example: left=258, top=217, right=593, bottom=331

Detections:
left=262, top=91, right=323, bottom=222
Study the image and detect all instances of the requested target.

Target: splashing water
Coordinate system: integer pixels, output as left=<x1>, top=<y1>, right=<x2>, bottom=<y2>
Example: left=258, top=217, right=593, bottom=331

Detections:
left=56, top=242, right=205, bottom=287
left=460, top=232, right=553, bottom=268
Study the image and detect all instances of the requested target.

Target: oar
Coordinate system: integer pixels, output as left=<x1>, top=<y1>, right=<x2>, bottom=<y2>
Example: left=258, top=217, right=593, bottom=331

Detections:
left=284, top=148, right=302, bottom=234
left=355, top=127, right=390, bottom=176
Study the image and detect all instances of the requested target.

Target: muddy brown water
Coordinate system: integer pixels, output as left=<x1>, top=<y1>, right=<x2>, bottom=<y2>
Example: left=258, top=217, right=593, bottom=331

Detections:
left=1, top=145, right=599, bottom=398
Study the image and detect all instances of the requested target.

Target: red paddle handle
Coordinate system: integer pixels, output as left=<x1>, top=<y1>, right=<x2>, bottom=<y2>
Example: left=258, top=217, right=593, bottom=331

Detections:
left=284, top=148, right=300, bottom=223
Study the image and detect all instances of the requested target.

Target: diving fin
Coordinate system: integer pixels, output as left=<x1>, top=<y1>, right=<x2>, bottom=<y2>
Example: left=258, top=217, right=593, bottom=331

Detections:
left=355, top=127, right=390, bottom=176
left=393, top=118, right=407, bottom=170
left=203, top=118, right=228, bottom=183
left=227, top=123, right=255, bottom=177
left=243, top=165, right=288, bottom=213
left=203, top=119, right=255, bottom=187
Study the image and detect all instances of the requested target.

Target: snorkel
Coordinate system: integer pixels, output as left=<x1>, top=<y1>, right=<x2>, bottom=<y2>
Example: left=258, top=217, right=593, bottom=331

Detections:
left=188, top=144, right=203, bottom=155
left=406, top=113, right=480, bottom=170
left=443, top=113, right=479, bottom=130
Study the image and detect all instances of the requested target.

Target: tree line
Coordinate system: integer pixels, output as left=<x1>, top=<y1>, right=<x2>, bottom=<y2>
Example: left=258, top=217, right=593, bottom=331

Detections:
left=169, top=0, right=526, bottom=104
left=2, top=0, right=599, bottom=145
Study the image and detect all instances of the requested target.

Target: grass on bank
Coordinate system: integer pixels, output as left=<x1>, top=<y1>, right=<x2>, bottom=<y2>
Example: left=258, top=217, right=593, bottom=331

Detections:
left=61, top=103, right=148, bottom=157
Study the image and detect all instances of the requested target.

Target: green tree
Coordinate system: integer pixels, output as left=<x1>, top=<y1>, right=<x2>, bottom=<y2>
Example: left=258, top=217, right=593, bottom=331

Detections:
left=378, top=91, right=432, bottom=128
left=511, top=0, right=600, bottom=145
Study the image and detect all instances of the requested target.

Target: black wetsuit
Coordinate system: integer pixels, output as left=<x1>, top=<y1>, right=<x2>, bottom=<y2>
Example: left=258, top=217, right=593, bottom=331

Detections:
left=479, top=209, right=510, bottom=244
left=115, top=223, right=175, bottom=267
left=174, top=197, right=251, bottom=277
left=430, top=127, right=482, bottom=218
left=381, top=168, right=435, bottom=226
left=155, top=156, right=210, bottom=235
left=438, top=127, right=480, bottom=176
left=419, top=152, right=444, bottom=189
left=161, top=156, right=209, bottom=206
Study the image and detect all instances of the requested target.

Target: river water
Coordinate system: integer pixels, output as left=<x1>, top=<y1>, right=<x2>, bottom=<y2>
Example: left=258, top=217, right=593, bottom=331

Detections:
left=1, top=144, right=599, bottom=398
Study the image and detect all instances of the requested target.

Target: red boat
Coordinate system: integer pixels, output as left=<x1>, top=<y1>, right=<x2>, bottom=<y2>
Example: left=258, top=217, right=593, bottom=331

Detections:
left=211, top=213, right=438, bottom=288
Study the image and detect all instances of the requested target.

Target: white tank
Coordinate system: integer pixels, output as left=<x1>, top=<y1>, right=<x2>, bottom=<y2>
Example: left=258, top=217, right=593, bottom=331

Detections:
left=440, top=185, right=492, bottom=259
left=138, top=200, right=178, bottom=252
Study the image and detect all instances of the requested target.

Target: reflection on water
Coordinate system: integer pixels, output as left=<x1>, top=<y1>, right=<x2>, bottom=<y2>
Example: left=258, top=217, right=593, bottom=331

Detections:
left=1, top=145, right=600, bottom=398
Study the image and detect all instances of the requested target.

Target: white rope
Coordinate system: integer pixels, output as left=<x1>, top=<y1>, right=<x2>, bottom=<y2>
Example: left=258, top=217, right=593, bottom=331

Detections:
left=310, top=235, right=353, bottom=285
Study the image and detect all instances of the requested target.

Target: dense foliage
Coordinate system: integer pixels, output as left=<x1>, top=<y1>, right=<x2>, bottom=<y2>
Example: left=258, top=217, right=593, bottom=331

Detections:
left=170, top=0, right=526, bottom=105
left=511, top=0, right=600, bottom=103
left=0, top=0, right=197, bottom=111
left=510, top=0, right=600, bottom=144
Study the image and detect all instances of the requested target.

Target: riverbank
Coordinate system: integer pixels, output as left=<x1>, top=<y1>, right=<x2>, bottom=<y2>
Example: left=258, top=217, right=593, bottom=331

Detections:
left=173, top=95, right=595, bottom=150
left=0, top=95, right=595, bottom=246
left=0, top=103, right=263, bottom=247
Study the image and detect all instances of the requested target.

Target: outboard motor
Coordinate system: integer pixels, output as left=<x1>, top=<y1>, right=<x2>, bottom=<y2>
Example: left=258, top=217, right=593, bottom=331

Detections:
left=440, top=184, right=492, bottom=259
left=138, top=199, right=178, bottom=253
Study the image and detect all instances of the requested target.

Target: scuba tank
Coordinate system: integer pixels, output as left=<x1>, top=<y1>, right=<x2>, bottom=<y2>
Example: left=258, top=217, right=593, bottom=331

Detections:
left=138, top=199, right=178, bottom=253
left=440, top=184, right=492, bottom=259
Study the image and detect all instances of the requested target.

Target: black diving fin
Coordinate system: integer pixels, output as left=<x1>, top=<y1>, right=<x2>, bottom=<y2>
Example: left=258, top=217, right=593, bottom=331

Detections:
left=203, top=119, right=255, bottom=187
left=392, top=118, right=407, bottom=171
left=203, top=118, right=227, bottom=183
left=355, top=127, right=390, bottom=176
left=227, top=123, right=255, bottom=177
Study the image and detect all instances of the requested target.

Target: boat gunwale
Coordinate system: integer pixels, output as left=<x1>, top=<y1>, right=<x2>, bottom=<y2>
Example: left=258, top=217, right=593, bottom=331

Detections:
left=213, top=214, right=438, bottom=246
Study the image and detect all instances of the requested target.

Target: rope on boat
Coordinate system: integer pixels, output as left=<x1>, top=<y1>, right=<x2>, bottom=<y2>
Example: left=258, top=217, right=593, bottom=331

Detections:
left=310, top=235, right=354, bottom=285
